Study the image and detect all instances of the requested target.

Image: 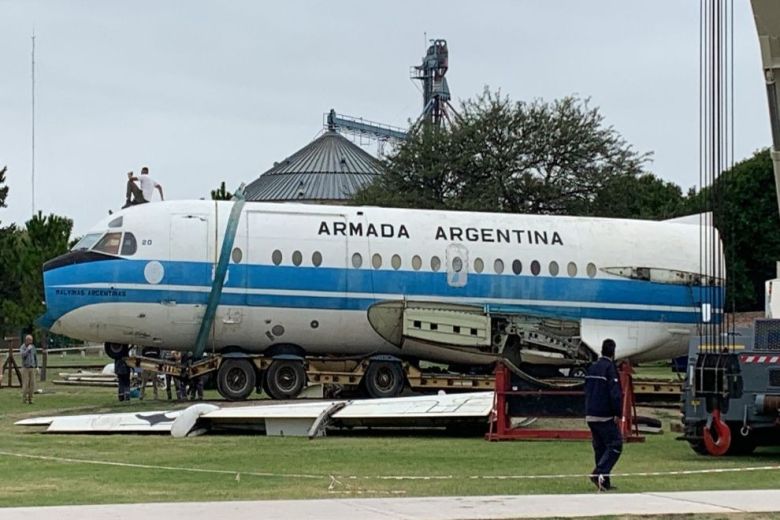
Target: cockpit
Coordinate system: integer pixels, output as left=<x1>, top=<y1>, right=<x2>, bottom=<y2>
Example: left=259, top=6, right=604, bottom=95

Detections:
left=72, top=231, right=137, bottom=256
left=45, top=215, right=138, bottom=272
left=69, top=215, right=138, bottom=256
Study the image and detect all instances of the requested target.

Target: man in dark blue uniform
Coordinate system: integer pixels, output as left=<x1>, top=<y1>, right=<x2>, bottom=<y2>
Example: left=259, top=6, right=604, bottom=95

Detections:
left=584, top=338, right=623, bottom=491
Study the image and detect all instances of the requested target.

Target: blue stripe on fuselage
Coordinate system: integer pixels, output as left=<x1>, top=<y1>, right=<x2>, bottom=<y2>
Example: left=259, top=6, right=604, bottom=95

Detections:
left=42, top=258, right=724, bottom=325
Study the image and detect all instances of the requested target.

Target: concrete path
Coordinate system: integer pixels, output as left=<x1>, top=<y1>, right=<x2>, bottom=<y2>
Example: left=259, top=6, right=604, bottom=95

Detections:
left=3, top=490, right=780, bottom=519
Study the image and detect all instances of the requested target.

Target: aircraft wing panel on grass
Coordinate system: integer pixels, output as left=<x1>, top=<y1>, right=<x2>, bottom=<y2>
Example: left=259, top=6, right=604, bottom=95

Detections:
left=14, top=392, right=493, bottom=436
left=204, top=401, right=340, bottom=419
left=332, top=392, right=493, bottom=419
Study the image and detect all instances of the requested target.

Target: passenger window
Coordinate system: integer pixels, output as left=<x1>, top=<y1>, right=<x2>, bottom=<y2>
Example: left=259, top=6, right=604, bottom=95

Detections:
left=431, top=256, right=441, bottom=272
left=372, top=253, right=382, bottom=269
left=549, top=261, right=559, bottom=276
left=531, top=260, right=541, bottom=276
left=93, top=232, right=122, bottom=255
left=412, top=255, right=422, bottom=271
left=512, top=260, right=522, bottom=275
left=292, top=250, right=303, bottom=266
left=567, top=262, right=577, bottom=277
left=391, top=254, right=402, bottom=270
left=312, top=251, right=323, bottom=267
left=272, top=250, right=283, bottom=266
left=494, top=259, right=504, bottom=274
left=587, top=262, right=597, bottom=278
left=474, top=258, right=484, bottom=273
left=231, top=247, right=242, bottom=264
left=452, top=257, right=463, bottom=272
left=120, top=233, right=137, bottom=256
left=352, top=252, right=363, bottom=268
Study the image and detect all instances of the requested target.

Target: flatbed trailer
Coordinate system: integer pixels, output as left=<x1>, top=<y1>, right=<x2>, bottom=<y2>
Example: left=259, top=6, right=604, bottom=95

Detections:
left=126, top=352, right=679, bottom=401
left=126, top=352, right=496, bottom=400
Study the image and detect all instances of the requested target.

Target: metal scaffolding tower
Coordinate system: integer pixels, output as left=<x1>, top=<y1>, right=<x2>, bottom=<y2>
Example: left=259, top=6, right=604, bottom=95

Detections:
left=411, top=39, right=457, bottom=126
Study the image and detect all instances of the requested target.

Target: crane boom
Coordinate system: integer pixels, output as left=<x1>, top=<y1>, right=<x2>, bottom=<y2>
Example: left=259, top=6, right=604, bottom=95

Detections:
left=752, top=0, right=780, bottom=217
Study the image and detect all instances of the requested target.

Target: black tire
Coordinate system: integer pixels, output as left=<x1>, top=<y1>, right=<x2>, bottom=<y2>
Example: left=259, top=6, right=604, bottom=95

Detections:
left=141, top=347, right=160, bottom=358
left=686, top=423, right=710, bottom=456
left=265, top=360, right=306, bottom=400
left=688, top=440, right=710, bottom=456
left=363, top=361, right=405, bottom=399
left=104, top=342, right=129, bottom=360
left=217, top=359, right=256, bottom=401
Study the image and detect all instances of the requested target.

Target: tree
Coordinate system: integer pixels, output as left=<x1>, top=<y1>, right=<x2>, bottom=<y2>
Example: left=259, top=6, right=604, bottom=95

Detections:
left=591, top=173, right=689, bottom=220
left=0, top=166, right=16, bottom=333
left=687, top=149, right=780, bottom=312
left=0, top=166, right=8, bottom=211
left=211, top=181, right=233, bottom=201
left=1, top=212, right=73, bottom=333
left=354, top=90, right=650, bottom=215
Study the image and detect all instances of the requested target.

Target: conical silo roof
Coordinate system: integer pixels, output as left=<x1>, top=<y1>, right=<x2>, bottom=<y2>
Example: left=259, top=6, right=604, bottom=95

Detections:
left=245, top=130, right=383, bottom=203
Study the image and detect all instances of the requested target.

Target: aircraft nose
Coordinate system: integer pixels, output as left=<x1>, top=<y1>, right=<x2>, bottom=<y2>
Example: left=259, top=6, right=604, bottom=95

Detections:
left=35, top=308, right=57, bottom=331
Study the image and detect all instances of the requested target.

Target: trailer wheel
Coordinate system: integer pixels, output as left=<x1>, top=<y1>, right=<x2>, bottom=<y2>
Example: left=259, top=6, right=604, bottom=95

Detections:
left=265, top=360, right=306, bottom=400
left=217, top=359, right=256, bottom=401
left=364, top=361, right=405, bottom=398
left=104, top=342, right=129, bottom=360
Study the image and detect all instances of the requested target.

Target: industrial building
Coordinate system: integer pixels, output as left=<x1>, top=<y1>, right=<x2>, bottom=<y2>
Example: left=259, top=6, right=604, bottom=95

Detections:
left=243, top=127, right=383, bottom=204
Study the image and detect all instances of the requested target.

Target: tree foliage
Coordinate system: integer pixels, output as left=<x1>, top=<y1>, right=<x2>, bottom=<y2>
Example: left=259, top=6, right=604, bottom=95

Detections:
left=211, top=181, right=233, bottom=201
left=0, top=166, right=8, bottom=212
left=1, top=212, right=73, bottom=333
left=354, top=90, right=651, bottom=216
left=590, top=173, right=690, bottom=220
left=687, top=149, right=780, bottom=312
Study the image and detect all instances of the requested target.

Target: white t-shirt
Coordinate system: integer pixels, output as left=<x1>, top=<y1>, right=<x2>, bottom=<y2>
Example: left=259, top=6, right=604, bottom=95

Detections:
left=139, top=175, right=158, bottom=201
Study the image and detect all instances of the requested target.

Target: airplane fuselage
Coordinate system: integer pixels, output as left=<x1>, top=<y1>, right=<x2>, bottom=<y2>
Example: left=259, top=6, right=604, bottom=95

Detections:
left=41, top=200, right=723, bottom=364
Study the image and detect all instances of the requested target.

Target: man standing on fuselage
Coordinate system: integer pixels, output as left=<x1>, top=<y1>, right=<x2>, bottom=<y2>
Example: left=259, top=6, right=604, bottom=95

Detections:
left=584, top=338, right=623, bottom=491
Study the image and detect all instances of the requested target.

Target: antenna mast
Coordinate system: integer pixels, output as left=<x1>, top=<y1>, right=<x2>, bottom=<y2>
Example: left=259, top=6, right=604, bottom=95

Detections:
left=31, top=31, right=36, bottom=216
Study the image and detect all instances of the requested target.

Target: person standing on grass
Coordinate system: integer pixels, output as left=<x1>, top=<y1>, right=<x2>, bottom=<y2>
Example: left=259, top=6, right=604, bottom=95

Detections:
left=584, top=338, right=623, bottom=491
left=115, top=356, right=131, bottom=402
left=163, top=350, right=177, bottom=400
left=20, top=335, right=37, bottom=404
left=139, top=350, right=160, bottom=401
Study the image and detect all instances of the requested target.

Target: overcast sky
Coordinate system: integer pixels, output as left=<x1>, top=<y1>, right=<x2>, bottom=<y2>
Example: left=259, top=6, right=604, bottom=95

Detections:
left=0, top=1, right=771, bottom=235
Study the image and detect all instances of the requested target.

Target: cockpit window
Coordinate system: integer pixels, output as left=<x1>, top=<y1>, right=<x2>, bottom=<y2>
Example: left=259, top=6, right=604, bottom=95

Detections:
left=120, top=232, right=137, bottom=256
left=108, top=216, right=123, bottom=228
left=93, top=232, right=122, bottom=255
left=71, top=233, right=103, bottom=251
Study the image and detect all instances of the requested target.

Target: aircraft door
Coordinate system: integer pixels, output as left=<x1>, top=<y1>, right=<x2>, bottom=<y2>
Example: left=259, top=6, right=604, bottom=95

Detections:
left=446, top=243, right=468, bottom=288
left=170, top=214, right=209, bottom=263
left=166, top=214, right=210, bottom=332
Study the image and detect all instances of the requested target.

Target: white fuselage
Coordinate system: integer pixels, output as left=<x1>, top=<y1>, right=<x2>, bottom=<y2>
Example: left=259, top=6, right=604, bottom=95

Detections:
left=41, top=201, right=724, bottom=363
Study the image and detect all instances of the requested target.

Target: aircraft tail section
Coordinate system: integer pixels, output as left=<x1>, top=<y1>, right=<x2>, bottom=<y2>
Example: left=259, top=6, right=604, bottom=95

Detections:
left=662, top=212, right=712, bottom=225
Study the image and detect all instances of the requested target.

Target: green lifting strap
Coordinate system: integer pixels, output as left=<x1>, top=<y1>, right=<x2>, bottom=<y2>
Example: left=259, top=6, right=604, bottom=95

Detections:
left=193, top=187, right=246, bottom=359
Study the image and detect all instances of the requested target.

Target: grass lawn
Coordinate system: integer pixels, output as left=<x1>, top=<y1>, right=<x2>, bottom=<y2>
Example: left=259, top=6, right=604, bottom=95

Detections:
left=0, top=381, right=779, bottom=509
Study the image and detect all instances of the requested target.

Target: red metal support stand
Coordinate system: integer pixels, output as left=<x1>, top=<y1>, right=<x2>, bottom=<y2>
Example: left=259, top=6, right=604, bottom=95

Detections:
left=617, top=361, right=645, bottom=443
left=485, top=362, right=591, bottom=441
left=486, top=361, right=646, bottom=442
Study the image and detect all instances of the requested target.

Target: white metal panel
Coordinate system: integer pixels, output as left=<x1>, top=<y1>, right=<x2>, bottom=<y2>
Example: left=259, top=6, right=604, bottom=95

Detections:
left=40, top=411, right=179, bottom=433
left=204, top=401, right=338, bottom=419
left=333, top=392, right=493, bottom=419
